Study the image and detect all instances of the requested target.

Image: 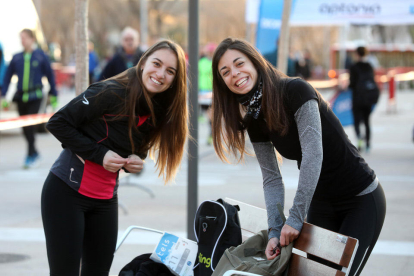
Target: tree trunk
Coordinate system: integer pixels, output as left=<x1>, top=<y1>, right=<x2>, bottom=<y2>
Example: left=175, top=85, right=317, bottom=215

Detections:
left=277, top=0, right=292, bottom=75
left=75, top=0, right=89, bottom=96
left=140, top=0, right=148, bottom=47
left=33, top=0, right=42, bottom=18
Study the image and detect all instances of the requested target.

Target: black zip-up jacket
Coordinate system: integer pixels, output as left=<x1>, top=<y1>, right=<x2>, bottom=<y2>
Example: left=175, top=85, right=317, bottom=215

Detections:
left=349, top=61, right=375, bottom=106
left=46, top=81, right=157, bottom=199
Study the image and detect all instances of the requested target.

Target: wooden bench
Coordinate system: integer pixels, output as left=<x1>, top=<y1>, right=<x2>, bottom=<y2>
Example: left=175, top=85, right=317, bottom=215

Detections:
left=223, top=198, right=359, bottom=276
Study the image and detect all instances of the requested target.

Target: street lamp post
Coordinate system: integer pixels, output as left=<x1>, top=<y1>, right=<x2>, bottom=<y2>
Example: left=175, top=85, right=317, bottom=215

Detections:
left=187, top=0, right=199, bottom=241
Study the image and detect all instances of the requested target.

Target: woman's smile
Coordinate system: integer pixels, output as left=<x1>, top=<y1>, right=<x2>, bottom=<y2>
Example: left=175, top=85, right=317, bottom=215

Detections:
left=218, top=49, right=258, bottom=95
left=235, top=76, right=249, bottom=88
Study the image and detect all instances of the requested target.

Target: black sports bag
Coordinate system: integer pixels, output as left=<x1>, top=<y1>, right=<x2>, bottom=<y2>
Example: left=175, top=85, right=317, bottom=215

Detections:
left=193, top=198, right=242, bottom=276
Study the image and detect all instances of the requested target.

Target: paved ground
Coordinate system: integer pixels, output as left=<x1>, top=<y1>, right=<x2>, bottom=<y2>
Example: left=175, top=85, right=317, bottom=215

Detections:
left=0, top=87, right=413, bottom=275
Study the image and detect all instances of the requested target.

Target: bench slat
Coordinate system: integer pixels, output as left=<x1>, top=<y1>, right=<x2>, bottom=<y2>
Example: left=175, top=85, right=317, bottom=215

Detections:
left=295, top=223, right=358, bottom=268
left=288, top=254, right=345, bottom=276
left=225, top=198, right=268, bottom=236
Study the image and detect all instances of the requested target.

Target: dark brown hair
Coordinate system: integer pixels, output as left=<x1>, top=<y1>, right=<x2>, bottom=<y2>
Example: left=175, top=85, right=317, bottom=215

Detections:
left=211, top=38, right=321, bottom=162
left=356, top=46, right=368, bottom=58
left=105, top=40, right=188, bottom=182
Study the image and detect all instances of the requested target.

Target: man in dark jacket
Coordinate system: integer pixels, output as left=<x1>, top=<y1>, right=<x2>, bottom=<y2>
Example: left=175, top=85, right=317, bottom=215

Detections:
left=99, top=27, right=144, bottom=81
left=1, top=29, right=57, bottom=168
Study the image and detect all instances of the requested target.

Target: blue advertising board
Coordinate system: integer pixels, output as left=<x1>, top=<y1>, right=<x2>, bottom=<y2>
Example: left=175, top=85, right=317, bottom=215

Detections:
left=330, top=89, right=353, bottom=126
left=256, top=0, right=298, bottom=55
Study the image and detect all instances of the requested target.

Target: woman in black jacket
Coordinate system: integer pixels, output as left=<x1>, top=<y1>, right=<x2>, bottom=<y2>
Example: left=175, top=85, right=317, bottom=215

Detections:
left=41, top=40, right=188, bottom=276
left=211, top=38, right=386, bottom=276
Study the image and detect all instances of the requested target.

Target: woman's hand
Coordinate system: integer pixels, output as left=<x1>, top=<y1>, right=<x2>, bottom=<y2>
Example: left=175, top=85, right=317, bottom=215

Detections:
left=103, top=150, right=127, bottom=173
left=265, top=237, right=280, bottom=260
left=124, top=154, right=144, bottom=173
left=280, top=224, right=299, bottom=247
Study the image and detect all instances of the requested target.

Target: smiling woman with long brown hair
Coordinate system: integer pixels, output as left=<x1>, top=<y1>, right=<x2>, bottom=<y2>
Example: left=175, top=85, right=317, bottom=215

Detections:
left=41, top=40, right=188, bottom=275
left=211, top=38, right=386, bottom=276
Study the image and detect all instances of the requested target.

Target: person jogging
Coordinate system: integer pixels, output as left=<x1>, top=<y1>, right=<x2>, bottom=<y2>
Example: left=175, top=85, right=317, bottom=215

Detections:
left=1, top=29, right=58, bottom=168
left=211, top=38, right=386, bottom=276
left=41, top=40, right=188, bottom=275
left=349, top=46, right=380, bottom=153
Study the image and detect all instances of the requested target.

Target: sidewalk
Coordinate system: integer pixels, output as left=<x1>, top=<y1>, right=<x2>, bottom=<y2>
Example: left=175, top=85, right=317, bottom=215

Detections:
left=0, top=88, right=413, bottom=275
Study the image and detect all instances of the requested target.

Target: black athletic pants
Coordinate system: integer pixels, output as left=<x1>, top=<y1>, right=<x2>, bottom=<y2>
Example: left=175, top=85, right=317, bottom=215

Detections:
left=352, top=104, right=373, bottom=147
left=17, top=99, right=42, bottom=156
left=41, top=172, right=118, bottom=276
left=307, top=183, right=386, bottom=276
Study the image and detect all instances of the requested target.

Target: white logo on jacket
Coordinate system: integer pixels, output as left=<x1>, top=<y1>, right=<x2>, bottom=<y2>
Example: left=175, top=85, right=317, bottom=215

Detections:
left=82, top=94, right=89, bottom=105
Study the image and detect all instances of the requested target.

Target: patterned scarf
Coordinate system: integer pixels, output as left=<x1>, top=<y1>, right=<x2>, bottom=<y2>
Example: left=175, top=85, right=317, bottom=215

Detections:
left=238, top=80, right=263, bottom=120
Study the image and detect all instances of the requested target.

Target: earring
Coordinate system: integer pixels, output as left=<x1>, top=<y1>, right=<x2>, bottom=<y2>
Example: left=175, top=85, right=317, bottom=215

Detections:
left=141, top=68, right=143, bottom=72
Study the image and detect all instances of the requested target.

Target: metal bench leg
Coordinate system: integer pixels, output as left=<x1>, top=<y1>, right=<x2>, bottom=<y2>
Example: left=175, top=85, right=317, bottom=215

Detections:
left=223, top=270, right=261, bottom=276
left=115, top=226, right=164, bottom=253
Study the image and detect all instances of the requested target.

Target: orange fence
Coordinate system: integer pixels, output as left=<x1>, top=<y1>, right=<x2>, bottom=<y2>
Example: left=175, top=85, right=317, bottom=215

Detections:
left=0, top=113, right=53, bottom=131
left=310, top=67, right=414, bottom=107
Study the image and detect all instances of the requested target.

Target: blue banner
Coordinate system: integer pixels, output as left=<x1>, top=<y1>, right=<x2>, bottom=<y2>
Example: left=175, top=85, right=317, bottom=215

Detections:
left=256, top=0, right=298, bottom=55
left=331, top=89, right=353, bottom=127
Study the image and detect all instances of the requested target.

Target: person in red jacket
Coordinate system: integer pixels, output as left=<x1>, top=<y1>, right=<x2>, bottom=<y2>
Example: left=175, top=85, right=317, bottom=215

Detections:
left=41, top=40, right=188, bottom=275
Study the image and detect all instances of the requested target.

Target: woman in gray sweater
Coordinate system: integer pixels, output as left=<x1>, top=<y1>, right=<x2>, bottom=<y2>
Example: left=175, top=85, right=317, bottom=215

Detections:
left=211, top=38, right=386, bottom=276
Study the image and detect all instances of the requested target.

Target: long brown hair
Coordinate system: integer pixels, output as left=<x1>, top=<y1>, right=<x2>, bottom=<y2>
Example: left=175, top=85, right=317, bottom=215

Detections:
left=105, top=40, right=188, bottom=182
left=211, top=38, right=321, bottom=162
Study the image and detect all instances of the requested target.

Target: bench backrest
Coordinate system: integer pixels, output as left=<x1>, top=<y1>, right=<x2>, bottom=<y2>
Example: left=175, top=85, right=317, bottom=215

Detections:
left=225, top=198, right=358, bottom=276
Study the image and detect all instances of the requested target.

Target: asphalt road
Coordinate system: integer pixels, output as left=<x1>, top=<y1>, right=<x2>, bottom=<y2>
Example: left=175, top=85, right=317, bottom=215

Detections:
left=1, top=88, right=413, bottom=275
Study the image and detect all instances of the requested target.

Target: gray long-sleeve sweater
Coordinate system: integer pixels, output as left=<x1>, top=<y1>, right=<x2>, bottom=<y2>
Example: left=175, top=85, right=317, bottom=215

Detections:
left=252, top=99, right=323, bottom=240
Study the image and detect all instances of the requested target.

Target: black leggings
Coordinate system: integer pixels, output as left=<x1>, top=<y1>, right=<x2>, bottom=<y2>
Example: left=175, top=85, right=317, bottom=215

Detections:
left=352, top=105, right=373, bottom=147
left=17, top=99, right=42, bottom=156
left=41, top=172, right=118, bottom=276
left=307, top=183, right=386, bottom=276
